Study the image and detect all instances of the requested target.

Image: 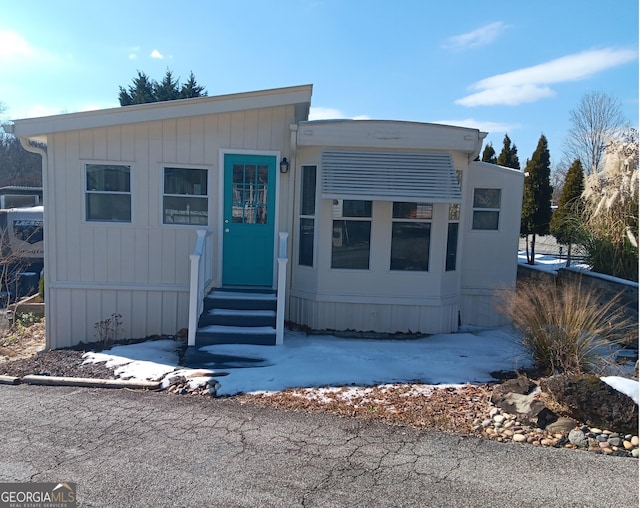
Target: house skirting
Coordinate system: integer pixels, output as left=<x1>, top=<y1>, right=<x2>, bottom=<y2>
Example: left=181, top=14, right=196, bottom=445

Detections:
left=288, top=293, right=459, bottom=334
left=46, top=286, right=189, bottom=349
left=459, top=288, right=510, bottom=328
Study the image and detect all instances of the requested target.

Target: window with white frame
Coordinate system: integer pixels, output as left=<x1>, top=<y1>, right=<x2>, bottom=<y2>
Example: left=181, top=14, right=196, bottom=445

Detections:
left=163, top=167, right=208, bottom=225
left=390, top=202, right=432, bottom=271
left=331, top=199, right=372, bottom=269
left=472, top=188, right=501, bottom=230
left=85, top=163, right=131, bottom=222
left=299, top=165, right=316, bottom=267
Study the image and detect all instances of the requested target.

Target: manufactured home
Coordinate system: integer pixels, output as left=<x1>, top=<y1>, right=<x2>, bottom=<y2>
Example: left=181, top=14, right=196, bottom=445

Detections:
left=4, top=84, right=523, bottom=350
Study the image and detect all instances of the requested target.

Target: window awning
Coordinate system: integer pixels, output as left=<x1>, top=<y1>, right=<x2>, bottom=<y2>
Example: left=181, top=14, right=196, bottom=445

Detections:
left=321, top=150, right=461, bottom=203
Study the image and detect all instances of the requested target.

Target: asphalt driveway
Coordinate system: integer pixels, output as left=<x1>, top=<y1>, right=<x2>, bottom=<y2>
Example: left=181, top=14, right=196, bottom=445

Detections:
left=0, top=384, right=637, bottom=507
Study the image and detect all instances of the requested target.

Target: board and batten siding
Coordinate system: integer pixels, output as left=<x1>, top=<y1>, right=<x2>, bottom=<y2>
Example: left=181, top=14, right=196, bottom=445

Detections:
left=288, top=143, right=463, bottom=334
left=459, top=161, right=524, bottom=327
left=45, top=105, right=294, bottom=348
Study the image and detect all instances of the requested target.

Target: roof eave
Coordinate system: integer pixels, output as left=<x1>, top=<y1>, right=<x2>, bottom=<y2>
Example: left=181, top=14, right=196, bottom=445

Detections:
left=10, top=84, right=313, bottom=138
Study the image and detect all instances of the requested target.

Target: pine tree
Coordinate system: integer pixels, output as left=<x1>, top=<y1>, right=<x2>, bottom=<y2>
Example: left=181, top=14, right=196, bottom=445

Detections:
left=180, top=71, right=208, bottom=99
left=521, top=134, right=553, bottom=264
left=497, top=134, right=520, bottom=169
left=155, top=69, right=181, bottom=102
left=118, top=70, right=207, bottom=105
left=481, top=142, right=497, bottom=164
left=118, top=71, right=157, bottom=105
left=550, top=159, right=585, bottom=266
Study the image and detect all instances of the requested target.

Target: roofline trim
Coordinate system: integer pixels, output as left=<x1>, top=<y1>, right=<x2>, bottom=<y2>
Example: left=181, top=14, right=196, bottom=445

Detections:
left=11, top=84, right=313, bottom=138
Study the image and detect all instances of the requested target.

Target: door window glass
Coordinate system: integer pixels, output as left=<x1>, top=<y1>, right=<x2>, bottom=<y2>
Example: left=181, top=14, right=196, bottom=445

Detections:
left=232, top=163, right=269, bottom=224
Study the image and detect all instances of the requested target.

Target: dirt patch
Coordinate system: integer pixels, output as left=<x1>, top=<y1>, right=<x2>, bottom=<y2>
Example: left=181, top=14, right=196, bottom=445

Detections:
left=238, top=384, right=493, bottom=436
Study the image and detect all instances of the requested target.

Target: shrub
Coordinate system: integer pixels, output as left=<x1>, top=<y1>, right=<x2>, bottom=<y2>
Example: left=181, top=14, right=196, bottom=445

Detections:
left=499, top=279, right=634, bottom=375
left=93, top=313, right=123, bottom=348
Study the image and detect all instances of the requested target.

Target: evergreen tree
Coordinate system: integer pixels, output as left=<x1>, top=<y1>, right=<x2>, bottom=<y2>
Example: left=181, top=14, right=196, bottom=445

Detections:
left=118, top=70, right=207, bottom=106
left=180, top=71, right=208, bottom=99
left=481, top=142, right=497, bottom=164
left=497, top=134, right=520, bottom=169
left=118, top=71, right=157, bottom=105
left=549, top=159, right=585, bottom=266
left=155, top=69, right=181, bottom=102
left=521, top=134, right=553, bottom=264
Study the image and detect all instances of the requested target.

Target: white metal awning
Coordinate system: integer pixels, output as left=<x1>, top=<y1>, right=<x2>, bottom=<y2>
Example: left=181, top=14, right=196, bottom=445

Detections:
left=321, top=150, right=461, bottom=203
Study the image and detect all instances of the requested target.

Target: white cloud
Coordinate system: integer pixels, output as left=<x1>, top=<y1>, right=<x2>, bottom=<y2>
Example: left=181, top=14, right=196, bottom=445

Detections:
left=457, top=85, right=556, bottom=107
left=456, top=47, right=638, bottom=107
left=0, top=29, right=34, bottom=60
left=443, top=22, right=508, bottom=50
left=150, top=49, right=164, bottom=59
left=435, top=118, right=521, bottom=134
left=309, top=107, right=369, bottom=120
left=0, top=29, right=58, bottom=67
left=128, top=46, right=140, bottom=60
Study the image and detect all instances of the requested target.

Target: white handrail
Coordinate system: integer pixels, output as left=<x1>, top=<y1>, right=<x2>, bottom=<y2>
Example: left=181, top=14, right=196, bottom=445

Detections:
left=188, top=229, right=209, bottom=347
left=276, top=231, right=289, bottom=345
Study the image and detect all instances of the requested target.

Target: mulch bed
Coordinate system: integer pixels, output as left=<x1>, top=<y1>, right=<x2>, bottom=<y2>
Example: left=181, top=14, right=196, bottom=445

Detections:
left=0, top=350, right=116, bottom=379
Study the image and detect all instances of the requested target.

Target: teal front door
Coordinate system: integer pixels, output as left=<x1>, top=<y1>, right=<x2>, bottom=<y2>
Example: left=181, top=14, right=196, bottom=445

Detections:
left=222, top=154, right=276, bottom=286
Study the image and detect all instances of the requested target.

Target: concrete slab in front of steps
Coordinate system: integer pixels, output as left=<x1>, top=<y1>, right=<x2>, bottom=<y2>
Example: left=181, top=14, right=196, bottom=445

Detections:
left=182, top=346, right=271, bottom=370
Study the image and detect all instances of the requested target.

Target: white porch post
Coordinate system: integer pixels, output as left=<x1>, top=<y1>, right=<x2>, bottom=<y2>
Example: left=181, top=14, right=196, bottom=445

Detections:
left=276, top=232, right=289, bottom=345
left=188, top=229, right=208, bottom=347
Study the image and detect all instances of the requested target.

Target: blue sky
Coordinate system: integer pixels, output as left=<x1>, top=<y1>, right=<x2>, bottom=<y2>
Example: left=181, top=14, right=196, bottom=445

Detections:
left=0, top=0, right=637, bottom=166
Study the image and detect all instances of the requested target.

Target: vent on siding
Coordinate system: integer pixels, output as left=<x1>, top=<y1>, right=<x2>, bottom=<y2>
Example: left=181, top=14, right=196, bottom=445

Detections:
left=321, top=150, right=461, bottom=203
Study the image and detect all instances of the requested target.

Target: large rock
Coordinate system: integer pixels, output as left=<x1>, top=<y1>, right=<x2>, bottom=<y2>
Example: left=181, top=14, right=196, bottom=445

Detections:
left=492, top=378, right=558, bottom=428
left=492, top=377, right=536, bottom=398
left=540, top=374, right=639, bottom=435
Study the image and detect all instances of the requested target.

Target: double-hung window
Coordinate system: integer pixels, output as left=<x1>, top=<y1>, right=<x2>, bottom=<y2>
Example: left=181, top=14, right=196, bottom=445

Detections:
left=331, top=199, right=372, bottom=269
left=390, top=202, right=432, bottom=271
left=472, top=188, right=501, bottom=230
left=85, top=164, right=131, bottom=222
left=299, top=165, right=316, bottom=267
left=163, top=167, right=208, bottom=225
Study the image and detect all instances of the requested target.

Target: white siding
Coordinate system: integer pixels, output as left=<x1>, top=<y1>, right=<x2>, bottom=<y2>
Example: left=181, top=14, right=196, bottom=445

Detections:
left=45, top=105, right=295, bottom=348
left=459, top=161, right=524, bottom=327
left=289, top=143, right=462, bottom=334
left=48, top=287, right=190, bottom=348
